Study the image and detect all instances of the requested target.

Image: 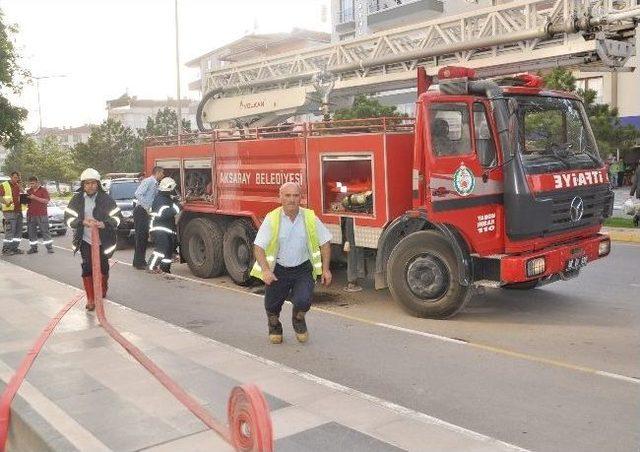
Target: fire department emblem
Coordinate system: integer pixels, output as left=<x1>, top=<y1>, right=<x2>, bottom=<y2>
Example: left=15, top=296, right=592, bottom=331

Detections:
left=453, top=163, right=475, bottom=197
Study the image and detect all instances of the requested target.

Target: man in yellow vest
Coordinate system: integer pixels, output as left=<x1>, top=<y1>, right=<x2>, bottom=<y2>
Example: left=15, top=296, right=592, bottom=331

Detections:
left=1, top=171, right=24, bottom=255
left=251, top=182, right=332, bottom=344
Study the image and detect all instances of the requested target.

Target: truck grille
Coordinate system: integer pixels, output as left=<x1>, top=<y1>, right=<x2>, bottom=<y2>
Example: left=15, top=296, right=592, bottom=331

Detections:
left=545, top=184, right=613, bottom=234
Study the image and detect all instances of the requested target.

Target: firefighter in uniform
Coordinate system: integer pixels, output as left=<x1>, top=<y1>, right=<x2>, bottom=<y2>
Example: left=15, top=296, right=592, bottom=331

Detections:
left=251, top=182, right=332, bottom=344
left=64, top=168, right=122, bottom=311
left=147, top=177, right=180, bottom=274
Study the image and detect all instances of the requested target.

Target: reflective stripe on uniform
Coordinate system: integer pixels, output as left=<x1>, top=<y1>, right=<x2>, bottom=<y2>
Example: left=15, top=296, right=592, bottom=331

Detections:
left=64, top=207, right=79, bottom=217
left=148, top=251, right=164, bottom=270
left=66, top=217, right=75, bottom=227
left=109, top=207, right=121, bottom=216
left=149, top=226, right=175, bottom=234
left=41, top=240, right=53, bottom=245
left=172, top=203, right=180, bottom=214
left=161, top=258, right=172, bottom=263
left=103, top=244, right=116, bottom=255
left=113, top=216, right=121, bottom=227
left=29, top=241, right=38, bottom=246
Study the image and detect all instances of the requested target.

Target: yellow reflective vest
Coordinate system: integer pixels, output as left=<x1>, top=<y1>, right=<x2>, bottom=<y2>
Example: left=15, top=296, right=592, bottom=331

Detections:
left=250, top=207, right=323, bottom=281
left=1, top=181, right=14, bottom=212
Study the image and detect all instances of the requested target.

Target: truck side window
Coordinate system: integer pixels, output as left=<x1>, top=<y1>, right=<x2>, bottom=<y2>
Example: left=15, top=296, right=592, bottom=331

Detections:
left=429, top=103, right=471, bottom=157
left=473, top=103, right=497, bottom=167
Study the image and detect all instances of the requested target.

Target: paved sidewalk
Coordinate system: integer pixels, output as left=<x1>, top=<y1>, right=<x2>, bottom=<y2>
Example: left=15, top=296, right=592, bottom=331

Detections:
left=0, top=259, right=525, bottom=452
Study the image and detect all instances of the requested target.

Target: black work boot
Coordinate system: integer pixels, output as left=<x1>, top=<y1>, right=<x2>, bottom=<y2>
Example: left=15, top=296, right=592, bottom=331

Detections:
left=292, top=309, right=309, bottom=343
left=27, top=246, right=38, bottom=254
left=267, top=314, right=283, bottom=344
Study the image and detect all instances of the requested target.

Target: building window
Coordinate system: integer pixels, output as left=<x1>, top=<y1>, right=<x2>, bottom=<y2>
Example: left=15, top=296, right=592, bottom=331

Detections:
left=340, top=0, right=354, bottom=22
left=576, top=76, right=604, bottom=104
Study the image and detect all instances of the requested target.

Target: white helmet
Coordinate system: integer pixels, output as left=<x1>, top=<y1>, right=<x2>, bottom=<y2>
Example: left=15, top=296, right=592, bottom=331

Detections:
left=80, top=168, right=101, bottom=182
left=158, top=177, right=177, bottom=192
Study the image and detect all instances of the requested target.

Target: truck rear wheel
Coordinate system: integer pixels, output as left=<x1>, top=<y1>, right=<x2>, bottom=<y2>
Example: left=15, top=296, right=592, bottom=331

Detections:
left=223, top=219, right=257, bottom=286
left=183, top=217, right=225, bottom=278
left=387, top=230, right=471, bottom=319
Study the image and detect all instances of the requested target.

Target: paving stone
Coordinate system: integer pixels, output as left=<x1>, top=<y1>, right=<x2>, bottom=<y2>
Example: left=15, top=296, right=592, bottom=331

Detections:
left=142, top=429, right=234, bottom=452
left=271, top=405, right=330, bottom=439
left=93, top=416, right=184, bottom=452
left=276, top=421, right=405, bottom=452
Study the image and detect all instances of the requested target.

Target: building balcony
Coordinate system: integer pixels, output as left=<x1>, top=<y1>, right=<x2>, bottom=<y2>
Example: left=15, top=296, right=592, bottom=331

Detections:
left=335, top=6, right=355, bottom=33
left=367, top=0, right=443, bottom=31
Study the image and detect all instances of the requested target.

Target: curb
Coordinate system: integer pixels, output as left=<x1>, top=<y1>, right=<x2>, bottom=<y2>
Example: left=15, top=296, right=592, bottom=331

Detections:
left=602, top=227, right=640, bottom=244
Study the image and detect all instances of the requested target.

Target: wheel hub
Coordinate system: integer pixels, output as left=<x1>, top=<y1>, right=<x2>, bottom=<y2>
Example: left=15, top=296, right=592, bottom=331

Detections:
left=405, top=254, right=449, bottom=301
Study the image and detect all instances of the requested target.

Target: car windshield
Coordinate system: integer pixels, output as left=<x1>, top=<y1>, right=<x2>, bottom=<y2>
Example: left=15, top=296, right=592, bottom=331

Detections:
left=109, top=181, right=139, bottom=200
left=513, top=95, right=601, bottom=174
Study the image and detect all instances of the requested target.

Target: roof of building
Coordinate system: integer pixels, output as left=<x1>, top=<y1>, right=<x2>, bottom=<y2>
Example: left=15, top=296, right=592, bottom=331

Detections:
left=106, top=94, right=198, bottom=110
left=185, top=28, right=331, bottom=67
left=32, top=125, right=94, bottom=137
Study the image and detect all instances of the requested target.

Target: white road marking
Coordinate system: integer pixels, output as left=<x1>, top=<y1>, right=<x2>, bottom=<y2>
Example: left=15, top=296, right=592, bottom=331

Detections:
left=50, top=243, right=640, bottom=385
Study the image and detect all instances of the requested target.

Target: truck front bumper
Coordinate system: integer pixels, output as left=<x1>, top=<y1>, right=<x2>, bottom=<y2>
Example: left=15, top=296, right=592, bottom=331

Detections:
left=499, top=233, right=611, bottom=284
left=482, top=234, right=611, bottom=285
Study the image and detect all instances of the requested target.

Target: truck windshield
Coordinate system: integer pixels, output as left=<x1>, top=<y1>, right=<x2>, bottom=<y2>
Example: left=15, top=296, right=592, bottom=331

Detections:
left=109, top=181, right=139, bottom=200
left=514, top=95, right=601, bottom=175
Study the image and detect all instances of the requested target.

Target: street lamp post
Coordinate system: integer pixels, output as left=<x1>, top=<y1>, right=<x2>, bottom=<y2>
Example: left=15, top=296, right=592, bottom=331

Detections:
left=174, top=0, right=182, bottom=143
left=32, top=74, right=67, bottom=134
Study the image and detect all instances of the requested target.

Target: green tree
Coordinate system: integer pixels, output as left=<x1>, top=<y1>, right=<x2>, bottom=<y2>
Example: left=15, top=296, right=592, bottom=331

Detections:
left=138, top=107, right=191, bottom=138
left=2, top=137, right=41, bottom=177
left=0, top=9, right=28, bottom=148
left=334, top=95, right=406, bottom=120
left=2, top=137, right=76, bottom=189
left=73, top=119, right=142, bottom=174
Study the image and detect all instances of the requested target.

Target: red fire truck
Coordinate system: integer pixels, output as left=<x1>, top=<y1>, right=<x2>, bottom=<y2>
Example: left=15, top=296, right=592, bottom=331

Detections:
left=144, top=67, right=612, bottom=318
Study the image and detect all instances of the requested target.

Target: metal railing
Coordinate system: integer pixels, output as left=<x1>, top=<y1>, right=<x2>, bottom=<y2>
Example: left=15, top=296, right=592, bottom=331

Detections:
left=145, top=117, right=416, bottom=147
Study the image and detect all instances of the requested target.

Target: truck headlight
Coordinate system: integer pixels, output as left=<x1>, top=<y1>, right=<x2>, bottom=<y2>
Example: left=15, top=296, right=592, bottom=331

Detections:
left=526, top=257, right=546, bottom=277
left=598, top=239, right=610, bottom=257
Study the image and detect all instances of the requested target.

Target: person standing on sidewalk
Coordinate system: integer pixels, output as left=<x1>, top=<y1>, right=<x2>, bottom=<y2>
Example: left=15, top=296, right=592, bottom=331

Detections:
left=26, top=176, right=54, bottom=254
left=251, top=182, right=332, bottom=344
left=1, top=171, right=24, bottom=255
left=132, top=166, right=164, bottom=269
left=630, top=161, right=640, bottom=227
left=147, top=177, right=180, bottom=274
left=64, top=168, right=121, bottom=311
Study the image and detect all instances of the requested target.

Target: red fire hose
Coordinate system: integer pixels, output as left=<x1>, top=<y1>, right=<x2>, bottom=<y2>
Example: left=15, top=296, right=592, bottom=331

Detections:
left=0, top=226, right=273, bottom=451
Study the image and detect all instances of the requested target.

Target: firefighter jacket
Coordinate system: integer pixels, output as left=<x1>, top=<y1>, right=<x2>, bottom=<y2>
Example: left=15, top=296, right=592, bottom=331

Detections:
left=250, top=207, right=323, bottom=281
left=64, top=188, right=122, bottom=257
left=149, top=193, right=180, bottom=234
left=0, top=180, right=19, bottom=212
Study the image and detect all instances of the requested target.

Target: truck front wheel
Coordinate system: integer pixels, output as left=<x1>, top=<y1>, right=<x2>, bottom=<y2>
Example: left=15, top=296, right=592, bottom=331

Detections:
left=223, top=219, right=257, bottom=286
left=387, top=231, right=471, bottom=319
left=182, top=217, right=225, bottom=278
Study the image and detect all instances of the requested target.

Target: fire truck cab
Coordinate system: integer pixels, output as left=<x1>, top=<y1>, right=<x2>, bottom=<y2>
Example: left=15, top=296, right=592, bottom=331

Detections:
left=144, top=67, right=612, bottom=319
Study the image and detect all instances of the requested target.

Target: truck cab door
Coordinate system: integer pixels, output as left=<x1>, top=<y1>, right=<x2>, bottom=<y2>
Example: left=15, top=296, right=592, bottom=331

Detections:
left=424, top=99, right=503, bottom=254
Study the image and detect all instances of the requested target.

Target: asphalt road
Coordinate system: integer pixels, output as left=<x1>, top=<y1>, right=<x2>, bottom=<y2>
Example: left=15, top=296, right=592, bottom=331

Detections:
left=2, top=233, right=639, bottom=452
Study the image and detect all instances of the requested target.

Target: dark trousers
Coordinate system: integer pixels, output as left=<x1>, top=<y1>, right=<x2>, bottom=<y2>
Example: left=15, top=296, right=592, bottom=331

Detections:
left=27, top=215, right=52, bottom=249
left=3, top=211, right=23, bottom=251
left=264, top=261, right=314, bottom=316
left=80, top=240, right=109, bottom=277
left=133, top=205, right=150, bottom=267
left=149, top=232, right=174, bottom=272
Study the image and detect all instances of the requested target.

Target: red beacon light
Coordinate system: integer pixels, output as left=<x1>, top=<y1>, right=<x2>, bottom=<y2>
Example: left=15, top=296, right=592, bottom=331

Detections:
left=438, top=66, right=477, bottom=80
left=515, top=73, right=544, bottom=88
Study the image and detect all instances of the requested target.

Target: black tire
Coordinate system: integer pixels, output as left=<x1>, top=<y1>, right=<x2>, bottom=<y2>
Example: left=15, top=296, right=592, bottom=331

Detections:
left=182, top=217, right=225, bottom=278
left=223, top=219, right=257, bottom=286
left=502, top=280, right=539, bottom=290
left=387, top=230, right=471, bottom=319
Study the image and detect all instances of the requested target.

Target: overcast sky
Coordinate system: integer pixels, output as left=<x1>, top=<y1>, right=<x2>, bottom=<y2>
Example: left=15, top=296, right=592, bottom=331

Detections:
left=1, top=0, right=331, bottom=133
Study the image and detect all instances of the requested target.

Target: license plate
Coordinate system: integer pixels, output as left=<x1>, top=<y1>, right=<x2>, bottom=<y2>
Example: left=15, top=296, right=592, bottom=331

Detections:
left=565, top=255, right=588, bottom=272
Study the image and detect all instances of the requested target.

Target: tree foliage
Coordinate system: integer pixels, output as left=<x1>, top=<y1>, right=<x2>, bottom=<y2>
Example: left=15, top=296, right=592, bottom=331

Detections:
left=72, top=119, right=142, bottom=174
left=138, top=107, right=191, bottom=138
left=334, top=95, right=406, bottom=120
left=0, top=9, right=28, bottom=147
left=541, top=68, right=639, bottom=158
left=2, top=136, right=75, bottom=184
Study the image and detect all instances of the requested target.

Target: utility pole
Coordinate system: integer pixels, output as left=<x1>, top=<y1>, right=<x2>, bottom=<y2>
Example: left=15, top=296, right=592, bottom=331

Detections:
left=32, top=74, right=66, bottom=134
left=174, top=0, right=182, bottom=143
